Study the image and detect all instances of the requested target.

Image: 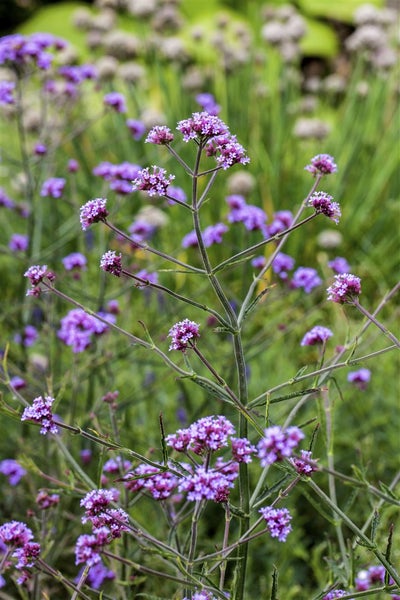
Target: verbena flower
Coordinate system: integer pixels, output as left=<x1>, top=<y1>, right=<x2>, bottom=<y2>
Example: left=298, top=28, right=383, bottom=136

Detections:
left=301, top=326, right=333, bottom=346
left=291, top=267, right=322, bottom=293
left=177, top=111, right=229, bottom=142
left=126, top=118, right=146, bottom=140
left=135, top=269, right=159, bottom=286
left=0, top=33, right=66, bottom=70
left=272, top=252, right=295, bottom=280
left=21, top=395, right=59, bottom=435
left=0, top=459, right=27, bottom=486
left=183, top=591, right=219, bottom=600
left=132, top=166, right=175, bottom=197
left=305, top=154, right=338, bottom=176
left=167, top=415, right=236, bottom=454
left=10, top=376, right=26, bottom=390
left=145, top=125, right=174, bottom=145
left=34, top=143, right=47, bottom=156
left=68, top=158, right=79, bottom=172
left=206, top=133, right=250, bottom=169
left=182, top=230, right=198, bottom=248
left=128, top=219, right=155, bottom=243
left=308, top=191, right=341, bottom=223
left=327, top=273, right=362, bottom=303
left=228, top=203, right=267, bottom=232
left=76, top=560, right=115, bottom=590
left=322, top=591, right=348, bottom=600
left=265, top=210, right=293, bottom=237
left=203, top=223, right=229, bottom=246
left=36, top=490, right=60, bottom=509
left=259, top=506, right=292, bottom=542
left=231, top=437, right=257, bottom=463
left=251, top=255, right=266, bottom=269
left=168, top=319, right=200, bottom=351
left=24, top=265, right=55, bottom=296
left=75, top=527, right=110, bottom=567
left=103, top=92, right=126, bottom=113
left=347, top=368, right=371, bottom=391
left=0, top=187, right=15, bottom=208
left=14, top=325, right=38, bottom=347
left=62, top=252, right=87, bottom=272
left=40, top=177, right=66, bottom=198
left=166, top=185, right=187, bottom=205
left=328, top=256, right=351, bottom=274
left=80, top=489, right=120, bottom=518
left=80, top=198, right=108, bottom=230
left=290, top=450, right=318, bottom=475
left=355, top=565, right=385, bottom=591
left=58, top=308, right=113, bottom=353
left=178, top=465, right=235, bottom=502
left=257, top=425, right=304, bottom=466
left=196, top=92, right=221, bottom=115
left=100, top=251, right=122, bottom=277
left=126, top=464, right=179, bottom=500
left=0, top=80, right=15, bottom=104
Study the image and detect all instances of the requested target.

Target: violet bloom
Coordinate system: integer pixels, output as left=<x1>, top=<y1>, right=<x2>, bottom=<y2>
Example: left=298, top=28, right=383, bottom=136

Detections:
left=291, top=267, right=322, bottom=293
left=322, top=592, right=348, bottom=600
left=21, top=395, right=59, bottom=435
left=328, top=256, right=351, bottom=274
left=179, top=465, right=235, bottom=502
left=75, top=527, right=110, bottom=567
left=257, top=425, right=304, bottom=466
left=126, top=464, right=178, bottom=500
left=0, top=32, right=65, bottom=70
left=259, top=506, right=292, bottom=542
left=10, top=376, right=26, bottom=390
left=305, top=154, right=337, bottom=176
left=166, top=185, right=187, bottom=205
left=327, top=273, right=361, bottom=304
left=34, top=143, right=47, bottom=156
left=40, top=177, right=66, bottom=198
left=62, top=252, right=87, bottom=272
left=167, top=415, right=236, bottom=455
left=68, top=158, right=79, bottom=172
left=36, top=490, right=60, bottom=509
left=58, top=308, right=110, bottom=353
left=168, top=319, right=200, bottom=351
left=77, top=560, right=115, bottom=590
left=308, top=191, right=341, bottom=223
left=132, top=165, right=175, bottom=197
left=126, top=118, right=146, bottom=140
left=100, top=251, right=122, bottom=277
left=203, top=223, right=228, bottom=247
left=231, top=437, right=257, bottom=463
left=266, top=210, right=293, bottom=237
left=80, top=198, right=108, bottom=230
left=9, top=233, right=28, bottom=252
left=177, top=111, right=229, bottom=142
left=347, top=368, right=371, bottom=391
left=102, top=457, right=131, bottom=475
left=145, top=125, right=174, bottom=145
left=128, top=219, right=155, bottom=243
left=0, top=521, right=33, bottom=547
left=251, top=255, right=266, bottom=269
left=103, top=92, right=126, bottom=113
left=206, top=133, right=250, bottom=170
left=272, top=252, right=295, bottom=280
left=301, top=326, right=333, bottom=346
left=290, top=450, right=318, bottom=475
left=355, top=565, right=385, bottom=591
left=24, top=265, right=55, bottom=292
left=135, top=269, right=158, bottom=286
left=14, top=325, right=38, bottom=347
left=196, top=92, right=221, bottom=115
left=80, top=449, right=92, bottom=465
left=182, top=230, right=198, bottom=248
left=0, top=459, right=27, bottom=485
left=0, top=80, right=15, bottom=104
left=80, top=488, right=120, bottom=518
left=0, top=188, right=15, bottom=209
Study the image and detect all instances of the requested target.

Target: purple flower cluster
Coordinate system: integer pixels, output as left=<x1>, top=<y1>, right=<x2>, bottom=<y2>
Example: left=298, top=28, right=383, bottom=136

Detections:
left=301, top=326, right=333, bottom=346
left=75, top=527, right=111, bottom=567
left=21, top=395, right=59, bottom=435
left=196, top=92, right=221, bottom=115
left=355, top=565, right=385, bottom=590
left=40, top=177, right=66, bottom=198
left=328, top=256, right=351, bottom=274
left=347, top=368, right=371, bottom=390
left=128, top=219, right=155, bottom=244
left=103, top=92, right=126, bottom=113
left=24, top=265, right=55, bottom=295
left=0, top=459, right=26, bottom=486
left=167, top=415, right=236, bottom=454
left=93, top=162, right=141, bottom=195
left=323, top=591, right=348, bottom=600
left=206, top=133, right=250, bottom=170
left=125, top=464, right=179, bottom=500
left=80, top=198, right=108, bottom=230
left=265, top=210, right=293, bottom=237
left=0, top=80, right=15, bottom=105
left=259, top=506, right=292, bottom=542
left=0, top=33, right=66, bottom=70
left=305, top=154, right=338, bottom=176
left=135, top=269, right=159, bottom=287
left=178, top=464, right=235, bottom=502
left=76, top=560, right=115, bottom=589
left=0, top=521, right=40, bottom=583
left=177, top=111, right=229, bottom=141
left=227, top=198, right=267, bottom=233
left=231, top=437, right=257, bottom=463
left=126, top=119, right=146, bottom=140
left=58, top=308, right=115, bottom=353
left=132, top=166, right=175, bottom=197
left=168, top=319, right=200, bottom=351
left=183, top=591, right=219, bottom=600
left=58, top=64, right=97, bottom=83
left=272, top=252, right=295, bottom=280
left=145, top=125, right=174, bottom=145
left=80, top=488, right=129, bottom=541
left=62, top=252, right=87, bottom=272
left=327, top=273, right=362, bottom=303
left=308, top=191, right=341, bottom=223
left=257, top=426, right=304, bottom=466
left=14, top=324, right=38, bottom=347
left=100, top=251, right=122, bottom=277
left=203, top=223, right=229, bottom=247
left=36, top=490, right=60, bottom=509
left=290, top=450, right=318, bottom=475
left=291, top=267, right=322, bottom=293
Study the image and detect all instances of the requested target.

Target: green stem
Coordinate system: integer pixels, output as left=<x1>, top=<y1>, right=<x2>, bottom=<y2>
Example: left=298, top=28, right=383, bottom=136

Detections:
left=352, top=298, right=400, bottom=348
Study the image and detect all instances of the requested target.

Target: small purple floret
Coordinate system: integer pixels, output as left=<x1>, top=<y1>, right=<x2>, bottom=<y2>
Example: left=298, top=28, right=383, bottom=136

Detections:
left=21, top=395, right=59, bottom=435
left=301, top=326, right=333, bottom=346
left=259, top=506, right=292, bottom=542
left=327, top=273, right=362, bottom=303
left=80, top=198, right=108, bottom=230
left=168, top=319, right=200, bottom=351
left=305, top=154, right=337, bottom=176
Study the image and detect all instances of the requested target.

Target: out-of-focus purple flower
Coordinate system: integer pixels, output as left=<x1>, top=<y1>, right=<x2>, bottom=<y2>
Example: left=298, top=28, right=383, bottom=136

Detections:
left=132, top=165, right=175, bottom=197
left=265, top=210, right=294, bottom=237
left=257, top=426, right=304, bottom=466
left=0, top=188, right=15, bottom=209
left=290, top=450, right=318, bottom=475
left=10, top=376, right=26, bottom=390
left=80, top=449, right=92, bottom=465
left=206, top=133, right=250, bottom=170
left=100, top=251, right=122, bottom=277
left=135, top=269, right=158, bottom=286
left=327, top=273, right=361, bottom=303
left=308, top=191, right=341, bottom=223
left=128, top=219, right=155, bottom=243
left=272, top=252, right=295, bottom=280
left=9, top=233, right=29, bottom=252
left=0, top=80, right=15, bottom=104
left=107, top=299, right=120, bottom=314
left=355, top=565, right=385, bottom=591
left=34, top=143, right=47, bottom=156
left=80, top=198, right=108, bottom=230
left=58, top=308, right=112, bottom=353
left=126, top=118, right=146, bottom=140
left=75, top=527, right=110, bottom=567
left=103, top=92, right=126, bottom=113
left=14, top=325, right=38, bottom=347
left=323, top=590, right=348, bottom=599
left=68, top=158, right=79, bottom=173
left=259, top=506, right=292, bottom=542
left=62, top=252, right=87, bottom=272
left=168, top=319, right=200, bottom=351
left=226, top=194, right=247, bottom=210
left=251, top=255, right=266, bottom=269
left=291, top=267, right=322, bottom=293
left=177, top=111, right=229, bottom=142
left=40, top=177, right=66, bottom=198
left=78, top=560, right=115, bottom=590
left=0, top=33, right=66, bottom=70
left=301, top=326, right=333, bottom=346
left=145, top=125, right=174, bottom=145
left=182, top=230, right=198, bottom=248
left=36, top=490, right=60, bottom=509
left=328, top=257, right=351, bottom=274
left=203, top=223, right=228, bottom=247
left=21, top=395, right=59, bottom=435
left=166, top=185, right=187, bottom=205
left=103, top=457, right=131, bottom=475
left=305, top=154, right=337, bottom=176
left=196, top=92, right=221, bottom=115
left=59, top=64, right=97, bottom=83
left=228, top=202, right=267, bottom=232
left=231, top=438, right=257, bottom=463
left=93, top=161, right=141, bottom=195
left=347, top=368, right=371, bottom=391
left=0, top=459, right=27, bottom=485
